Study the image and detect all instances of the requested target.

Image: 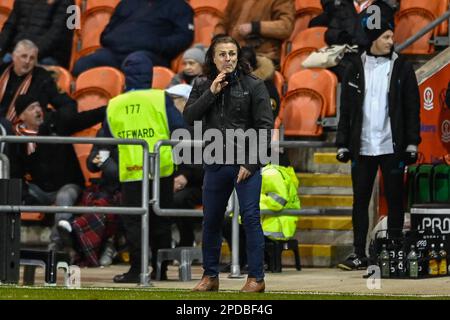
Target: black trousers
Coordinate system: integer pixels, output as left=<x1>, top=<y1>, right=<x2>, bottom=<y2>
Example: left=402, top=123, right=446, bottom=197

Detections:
left=121, top=177, right=173, bottom=273
left=172, top=186, right=202, bottom=247
left=351, top=154, right=405, bottom=256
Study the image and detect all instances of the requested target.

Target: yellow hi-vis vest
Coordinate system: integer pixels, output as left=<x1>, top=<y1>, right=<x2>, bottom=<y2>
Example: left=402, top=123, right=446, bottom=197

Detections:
left=260, top=164, right=301, bottom=240
left=107, top=89, right=174, bottom=182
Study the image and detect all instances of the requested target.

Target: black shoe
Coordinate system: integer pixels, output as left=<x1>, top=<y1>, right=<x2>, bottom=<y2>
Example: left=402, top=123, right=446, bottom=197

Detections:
left=113, top=272, right=140, bottom=283
left=150, top=270, right=168, bottom=281
left=337, top=253, right=369, bottom=271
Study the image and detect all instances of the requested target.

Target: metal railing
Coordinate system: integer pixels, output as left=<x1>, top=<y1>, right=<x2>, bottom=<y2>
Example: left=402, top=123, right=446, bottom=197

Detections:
left=395, top=9, right=450, bottom=53
left=0, top=136, right=152, bottom=286
left=151, top=139, right=351, bottom=278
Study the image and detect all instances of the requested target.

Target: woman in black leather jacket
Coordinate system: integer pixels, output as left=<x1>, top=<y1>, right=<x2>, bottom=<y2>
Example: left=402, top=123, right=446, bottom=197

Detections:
left=184, top=35, right=273, bottom=293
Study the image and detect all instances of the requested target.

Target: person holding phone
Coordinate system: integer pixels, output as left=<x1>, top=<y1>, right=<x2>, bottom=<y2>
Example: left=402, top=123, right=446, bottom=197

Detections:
left=184, top=35, right=273, bottom=293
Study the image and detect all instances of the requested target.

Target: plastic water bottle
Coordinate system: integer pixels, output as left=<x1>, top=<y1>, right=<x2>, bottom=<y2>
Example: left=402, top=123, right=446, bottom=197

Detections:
left=397, top=247, right=406, bottom=277
left=407, top=245, right=418, bottom=278
left=428, top=244, right=439, bottom=276
left=389, top=241, right=397, bottom=277
left=439, top=243, right=447, bottom=275
left=380, top=244, right=390, bottom=278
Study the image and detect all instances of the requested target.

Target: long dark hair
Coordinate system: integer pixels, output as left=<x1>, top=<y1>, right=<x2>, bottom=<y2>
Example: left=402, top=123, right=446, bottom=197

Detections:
left=203, top=35, right=252, bottom=80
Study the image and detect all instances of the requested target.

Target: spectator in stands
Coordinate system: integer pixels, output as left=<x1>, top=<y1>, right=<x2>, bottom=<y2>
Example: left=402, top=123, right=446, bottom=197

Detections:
left=241, top=46, right=280, bottom=119
left=165, top=84, right=203, bottom=247
left=72, top=0, right=194, bottom=77
left=335, top=18, right=421, bottom=270
left=66, top=127, right=122, bottom=267
left=214, top=0, right=295, bottom=66
left=324, top=0, right=397, bottom=49
left=169, top=45, right=207, bottom=87
left=0, top=40, right=76, bottom=123
left=107, top=51, right=185, bottom=283
left=0, top=0, right=74, bottom=68
left=184, top=35, right=273, bottom=293
left=8, top=93, right=106, bottom=256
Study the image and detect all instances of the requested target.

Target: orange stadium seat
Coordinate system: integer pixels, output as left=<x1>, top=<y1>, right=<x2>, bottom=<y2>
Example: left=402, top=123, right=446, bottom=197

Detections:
left=72, top=67, right=125, bottom=184
left=21, top=212, right=45, bottom=221
left=278, top=69, right=337, bottom=137
left=189, top=0, right=228, bottom=13
left=75, top=2, right=116, bottom=61
left=189, top=0, right=225, bottom=47
left=0, top=0, right=14, bottom=30
left=395, top=0, right=446, bottom=54
left=273, top=70, right=285, bottom=98
left=292, top=0, right=323, bottom=40
left=43, top=66, right=74, bottom=95
left=281, top=27, right=327, bottom=81
left=171, top=53, right=184, bottom=73
left=436, top=0, right=449, bottom=36
left=83, top=0, right=120, bottom=12
left=152, top=66, right=175, bottom=89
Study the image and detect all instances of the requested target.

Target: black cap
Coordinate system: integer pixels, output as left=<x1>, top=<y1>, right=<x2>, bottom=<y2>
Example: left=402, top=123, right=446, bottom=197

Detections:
left=15, top=94, right=39, bottom=116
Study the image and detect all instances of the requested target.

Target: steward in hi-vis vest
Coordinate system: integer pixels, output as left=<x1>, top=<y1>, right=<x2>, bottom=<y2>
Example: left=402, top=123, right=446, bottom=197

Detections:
left=260, top=164, right=300, bottom=240
left=107, top=89, right=174, bottom=182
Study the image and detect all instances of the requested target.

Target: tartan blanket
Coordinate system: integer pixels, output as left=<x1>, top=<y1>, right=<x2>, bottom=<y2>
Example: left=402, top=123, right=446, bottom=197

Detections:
left=71, top=185, right=121, bottom=267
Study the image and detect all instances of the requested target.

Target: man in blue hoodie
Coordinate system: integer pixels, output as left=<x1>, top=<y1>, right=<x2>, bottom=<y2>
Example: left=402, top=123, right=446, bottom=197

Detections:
left=105, top=51, right=185, bottom=283
left=73, top=0, right=194, bottom=77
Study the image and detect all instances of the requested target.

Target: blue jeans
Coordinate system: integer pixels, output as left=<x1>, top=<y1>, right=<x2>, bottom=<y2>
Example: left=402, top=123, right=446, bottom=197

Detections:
left=202, top=165, right=264, bottom=280
left=27, top=183, right=81, bottom=243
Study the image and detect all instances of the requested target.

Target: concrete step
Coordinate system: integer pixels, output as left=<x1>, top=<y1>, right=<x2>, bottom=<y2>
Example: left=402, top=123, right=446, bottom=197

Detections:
left=297, top=173, right=352, bottom=187
left=299, top=194, right=353, bottom=207
left=295, top=216, right=353, bottom=246
left=313, top=152, right=341, bottom=165
left=299, top=186, right=353, bottom=195
left=289, top=148, right=352, bottom=174
left=295, top=229, right=353, bottom=246
left=297, top=215, right=352, bottom=230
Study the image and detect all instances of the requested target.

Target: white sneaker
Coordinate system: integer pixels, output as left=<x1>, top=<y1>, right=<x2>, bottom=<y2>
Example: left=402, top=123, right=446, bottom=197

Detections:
left=58, top=220, right=72, bottom=233
left=99, top=241, right=117, bottom=266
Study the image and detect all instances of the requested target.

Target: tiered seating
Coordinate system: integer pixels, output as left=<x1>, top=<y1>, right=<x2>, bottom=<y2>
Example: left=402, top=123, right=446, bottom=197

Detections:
left=278, top=69, right=337, bottom=137
left=0, top=0, right=14, bottom=30
left=189, top=0, right=227, bottom=47
left=82, top=0, right=120, bottom=12
left=43, top=66, right=74, bottom=95
left=395, top=0, right=448, bottom=54
left=72, top=67, right=125, bottom=183
left=273, top=70, right=285, bottom=98
left=291, top=0, right=323, bottom=43
left=152, top=66, right=175, bottom=89
left=281, top=27, right=327, bottom=81
left=74, top=0, right=119, bottom=63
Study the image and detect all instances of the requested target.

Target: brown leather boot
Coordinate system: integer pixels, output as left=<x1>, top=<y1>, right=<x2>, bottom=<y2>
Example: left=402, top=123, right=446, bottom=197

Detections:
left=240, top=277, right=265, bottom=293
left=192, top=275, right=219, bottom=292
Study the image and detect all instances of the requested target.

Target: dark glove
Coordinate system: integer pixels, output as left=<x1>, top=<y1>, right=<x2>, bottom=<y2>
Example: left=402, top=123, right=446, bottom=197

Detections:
left=336, top=150, right=350, bottom=163
left=404, top=151, right=418, bottom=165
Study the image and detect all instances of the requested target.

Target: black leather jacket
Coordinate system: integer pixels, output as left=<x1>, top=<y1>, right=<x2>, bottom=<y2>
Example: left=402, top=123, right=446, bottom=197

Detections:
left=183, top=72, right=274, bottom=173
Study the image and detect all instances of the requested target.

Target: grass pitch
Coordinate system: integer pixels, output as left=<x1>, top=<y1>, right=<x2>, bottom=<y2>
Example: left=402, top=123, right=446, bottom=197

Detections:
left=1, top=286, right=449, bottom=300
